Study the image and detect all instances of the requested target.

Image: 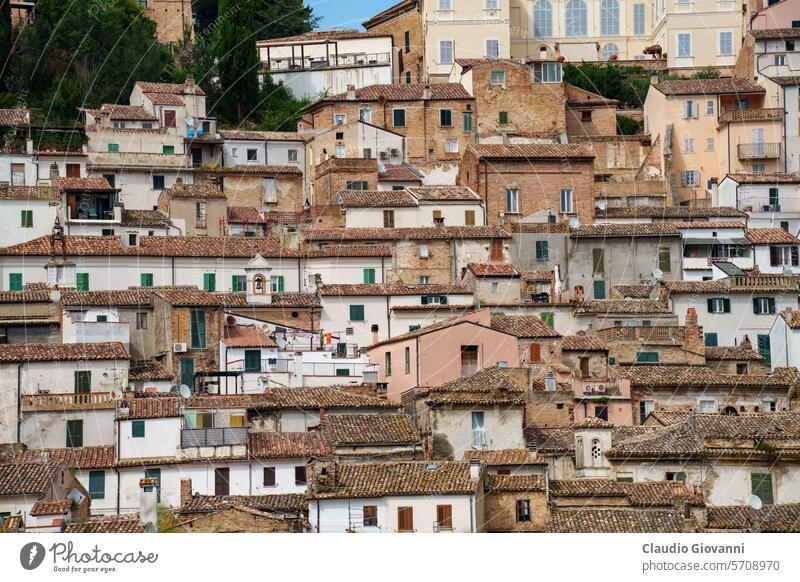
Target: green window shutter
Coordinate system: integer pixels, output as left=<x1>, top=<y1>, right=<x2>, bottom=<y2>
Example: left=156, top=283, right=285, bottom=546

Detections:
left=706, top=298, right=713, bottom=312
left=162, top=145, right=175, bottom=155
left=144, top=468, right=161, bottom=502
left=751, top=473, right=774, bottom=505
left=190, top=309, right=206, bottom=349
left=20, top=210, right=33, bottom=228
left=76, top=273, right=89, bottom=292
left=440, top=295, right=448, bottom=305
left=463, top=111, right=473, bottom=132
left=363, top=268, right=376, bottom=284
left=636, top=352, right=659, bottom=363
left=232, top=275, right=239, bottom=292
left=409, top=325, right=421, bottom=332
left=592, top=248, right=604, bottom=273
left=499, top=111, right=509, bottom=124
left=768, top=298, right=776, bottom=314
left=203, top=273, right=216, bottom=292
left=88, top=470, right=106, bottom=500
left=108, top=143, right=119, bottom=153
left=757, top=334, right=771, bottom=365
left=593, top=280, right=606, bottom=299
left=140, top=273, right=153, bottom=287
left=180, top=358, right=195, bottom=388
left=704, top=333, right=718, bottom=347
left=541, top=312, right=554, bottom=328
left=132, top=420, right=145, bottom=438
left=723, top=298, right=731, bottom=312
left=244, top=350, right=262, bottom=372
left=277, top=275, right=285, bottom=292
left=349, top=305, right=365, bottom=321
left=66, top=420, right=83, bottom=448
left=609, top=356, right=616, bottom=365
left=421, top=295, right=429, bottom=305
left=753, top=298, right=761, bottom=314
left=74, top=371, right=91, bottom=393
left=8, top=273, right=22, bottom=291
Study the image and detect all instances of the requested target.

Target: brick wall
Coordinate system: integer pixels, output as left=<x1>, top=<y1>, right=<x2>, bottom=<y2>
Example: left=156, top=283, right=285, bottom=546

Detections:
left=313, top=158, right=378, bottom=217
left=525, top=391, right=575, bottom=427
left=393, top=239, right=453, bottom=284
left=367, top=9, right=424, bottom=83
left=170, top=306, right=220, bottom=385
left=173, top=509, right=303, bottom=533
left=144, top=0, right=193, bottom=45
left=566, top=104, right=618, bottom=137
left=482, top=489, right=548, bottom=532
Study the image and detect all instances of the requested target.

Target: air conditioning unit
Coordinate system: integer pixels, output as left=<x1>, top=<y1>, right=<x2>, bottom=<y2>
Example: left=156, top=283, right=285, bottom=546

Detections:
left=390, top=148, right=400, bottom=157
left=173, top=343, right=188, bottom=353
left=583, top=386, right=593, bottom=395
left=595, top=384, right=607, bottom=394
left=379, top=151, right=389, bottom=160
left=345, top=327, right=354, bottom=336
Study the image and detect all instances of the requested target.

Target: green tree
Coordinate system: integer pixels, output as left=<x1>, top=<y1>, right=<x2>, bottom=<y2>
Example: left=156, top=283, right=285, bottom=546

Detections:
left=6, top=0, right=172, bottom=124
left=193, top=0, right=219, bottom=34
left=214, top=0, right=260, bottom=123
left=563, top=63, right=651, bottom=109
left=254, top=0, right=318, bottom=39
left=0, top=0, right=11, bottom=92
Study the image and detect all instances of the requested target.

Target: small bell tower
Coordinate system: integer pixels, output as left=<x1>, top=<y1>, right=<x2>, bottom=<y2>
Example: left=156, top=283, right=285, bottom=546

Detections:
left=245, top=253, right=272, bottom=305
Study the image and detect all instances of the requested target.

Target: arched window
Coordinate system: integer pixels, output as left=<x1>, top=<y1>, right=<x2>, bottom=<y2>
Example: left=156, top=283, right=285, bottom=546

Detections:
left=534, top=0, right=552, bottom=37
left=601, top=43, right=620, bottom=61
left=600, top=0, right=620, bottom=36
left=253, top=274, right=265, bottom=294
left=565, top=0, right=587, bottom=38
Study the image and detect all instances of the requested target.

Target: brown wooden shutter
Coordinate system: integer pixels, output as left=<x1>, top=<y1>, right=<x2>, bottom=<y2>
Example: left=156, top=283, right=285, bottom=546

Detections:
left=214, top=468, right=230, bottom=496
left=397, top=506, right=413, bottom=532
left=66, top=164, right=81, bottom=178
left=383, top=210, right=395, bottom=228
left=436, top=505, right=452, bottom=529
left=164, top=110, right=176, bottom=128
left=529, top=343, right=541, bottom=363
left=490, top=239, right=503, bottom=260
left=465, top=210, right=475, bottom=226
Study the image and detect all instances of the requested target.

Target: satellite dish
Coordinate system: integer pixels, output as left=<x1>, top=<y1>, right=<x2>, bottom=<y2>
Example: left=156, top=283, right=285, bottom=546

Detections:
left=747, top=494, right=763, bottom=511
left=179, top=384, right=192, bottom=399
left=598, top=201, right=607, bottom=211
left=568, top=217, right=580, bottom=229
left=169, top=385, right=181, bottom=394
left=652, top=268, right=664, bottom=281
left=185, top=116, right=196, bottom=127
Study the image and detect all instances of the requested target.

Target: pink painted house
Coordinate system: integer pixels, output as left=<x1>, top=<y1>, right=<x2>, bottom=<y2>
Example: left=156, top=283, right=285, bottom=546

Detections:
left=750, top=0, right=800, bottom=29
left=367, top=309, right=521, bottom=402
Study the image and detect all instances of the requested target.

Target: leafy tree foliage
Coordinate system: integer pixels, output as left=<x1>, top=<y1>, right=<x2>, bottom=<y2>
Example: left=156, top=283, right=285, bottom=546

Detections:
left=563, top=63, right=651, bottom=109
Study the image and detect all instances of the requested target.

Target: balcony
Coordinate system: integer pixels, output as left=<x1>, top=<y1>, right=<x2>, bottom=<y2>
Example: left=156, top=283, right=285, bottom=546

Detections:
left=597, top=325, right=687, bottom=343
left=718, top=108, right=783, bottom=124
left=737, top=142, right=781, bottom=160
left=181, top=427, right=248, bottom=448
left=301, top=361, right=376, bottom=378
left=21, top=392, right=116, bottom=412
left=729, top=274, right=796, bottom=291
left=263, top=52, right=390, bottom=72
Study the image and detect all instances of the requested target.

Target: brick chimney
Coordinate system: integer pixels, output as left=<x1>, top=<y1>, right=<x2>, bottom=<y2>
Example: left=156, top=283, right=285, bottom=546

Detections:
left=685, top=307, right=703, bottom=352
left=346, top=84, right=356, bottom=100
left=422, top=84, right=432, bottom=100
left=180, top=479, right=192, bottom=507
left=740, top=334, right=752, bottom=350
left=574, top=285, right=585, bottom=303
left=185, top=74, right=196, bottom=94
left=657, top=283, right=668, bottom=305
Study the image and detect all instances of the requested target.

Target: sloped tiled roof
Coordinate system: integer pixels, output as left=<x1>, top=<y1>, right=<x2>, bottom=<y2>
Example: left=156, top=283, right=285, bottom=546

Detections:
left=595, top=206, right=746, bottom=219
left=177, top=493, right=307, bottom=514
left=61, top=289, right=152, bottom=307
left=85, top=104, right=157, bottom=121
left=337, top=189, right=418, bottom=208
left=520, top=270, right=554, bottom=282
left=0, top=289, right=53, bottom=303
left=406, top=186, right=480, bottom=201
left=612, top=284, right=654, bottom=299
left=418, top=366, right=528, bottom=406
left=550, top=479, right=702, bottom=507
left=254, top=387, right=399, bottom=409
left=258, top=29, right=392, bottom=45
left=750, top=28, right=800, bottom=41
left=318, top=283, right=470, bottom=296
left=248, top=432, right=333, bottom=459
left=216, top=291, right=321, bottom=308
left=322, top=414, right=420, bottom=446
left=571, top=223, right=680, bottom=237
left=321, top=83, right=473, bottom=102
left=467, top=143, right=594, bottom=160
left=154, top=288, right=222, bottom=306
left=546, top=509, right=693, bottom=532
left=466, top=262, right=519, bottom=277
left=221, top=325, right=276, bottom=348
left=309, top=461, right=479, bottom=499
left=209, top=164, right=302, bottom=176
left=0, top=186, right=54, bottom=201
left=463, top=449, right=538, bottom=466
left=654, top=78, right=765, bottom=96
left=161, top=183, right=225, bottom=199
left=725, top=173, right=800, bottom=184
left=219, top=130, right=306, bottom=142
left=142, top=92, right=185, bottom=105
left=490, top=315, right=561, bottom=338
left=485, top=474, right=546, bottom=492
left=128, top=361, right=173, bottom=382
left=0, top=342, right=128, bottom=362
left=0, top=108, right=29, bottom=126
left=30, top=499, right=72, bottom=516
left=65, top=514, right=145, bottom=533
left=135, top=80, right=206, bottom=96
left=2, top=446, right=116, bottom=469
left=746, top=228, right=800, bottom=245
left=706, top=504, right=800, bottom=532
left=303, top=226, right=509, bottom=241
left=54, top=177, right=114, bottom=191
left=227, top=206, right=266, bottom=223
left=616, top=365, right=796, bottom=389
left=560, top=335, right=609, bottom=351
left=0, top=462, right=60, bottom=496
left=117, top=397, right=181, bottom=420
left=704, top=346, right=764, bottom=361
left=378, top=165, right=423, bottom=183
left=574, top=299, right=671, bottom=315
left=121, top=209, right=171, bottom=228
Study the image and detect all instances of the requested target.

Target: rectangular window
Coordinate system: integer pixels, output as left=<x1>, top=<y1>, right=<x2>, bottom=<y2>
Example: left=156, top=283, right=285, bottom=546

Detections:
left=108, top=143, right=120, bottom=153
left=751, top=473, right=774, bottom=505
left=362, top=148, right=372, bottom=159
left=499, top=111, right=509, bottom=125
left=440, top=40, right=454, bottom=64
left=706, top=137, right=715, bottom=152
left=270, top=275, right=285, bottom=292
left=393, top=109, right=406, bottom=128
left=541, top=312, right=554, bottom=328
left=658, top=247, right=671, bottom=273
left=490, top=238, right=503, bottom=260
left=705, top=332, right=718, bottom=347
left=485, top=39, right=499, bottom=59
left=636, top=352, right=660, bottom=363
left=214, top=468, right=230, bottom=496
left=76, top=272, right=89, bottom=292
left=349, top=305, right=365, bottom=321
left=152, top=175, right=165, bottom=190
left=560, top=189, right=573, bottom=214
left=140, top=273, right=153, bottom=287
left=535, top=240, right=549, bottom=260
left=385, top=351, right=392, bottom=376
left=144, top=468, right=161, bottom=502
left=363, top=505, right=378, bottom=527
left=263, top=467, right=276, bottom=487
left=74, top=371, right=91, bottom=393
left=404, top=30, right=411, bottom=53
left=405, top=71, right=412, bottom=83
left=287, top=149, right=298, bottom=162
left=682, top=170, right=700, bottom=187
left=516, top=499, right=532, bottom=523
left=419, top=243, right=430, bottom=258
left=404, top=346, right=411, bottom=374
left=294, top=465, right=307, bottom=485
left=706, top=100, right=715, bottom=115
left=132, top=420, right=145, bottom=438
left=719, top=31, right=733, bottom=56
left=633, top=4, right=645, bottom=35
left=190, top=308, right=206, bottom=349
left=66, top=419, right=83, bottom=448
left=89, top=470, right=105, bottom=500
left=592, top=248, right=605, bottom=274
left=639, top=400, right=654, bottom=424
left=162, top=145, right=175, bottom=155
left=491, top=70, right=505, bottom=84
left=463, top=111, right=473, bottom=132
left=677, top=33, right=692, bottom=58
left=383, top=210, right=395, bottom=228
left=506, top=189, right=519, bottom=213
left=757, top=334, right=771, bottom=365
left=445, top=139, right=459, bottom=153
left=335, top=144, right=345, bottom=159
left=20, top=210, right=33, bottom=228
left=203, top=273, right=216, bottom=292
left=195, top=201, right=207, bottom=228
left=11, top=162, right=26, bottom=185
left=333, top=114, right=346, bottom=126
left=683, top=101, right=697, bottom=119
left=683, top=137, right=694, bottom=153
left=397, top=506, right=414, bottom=532
left=345, top=180, right=368, bottom=191
left=465, top=210, right=475, bottom=226
left=593, top=280, right=606, bottom=299
left=471, top=411, right=486, bottom=448
left=707, top=298, right=730, bottom=314
left=363, top=268, right=376, bottom=284
left=753, top=297, right=776, bottom=315
left=439, top=0, right=452, bottom=9
left=136, top=311, right=148, bottom=330
left=439, top=109, right=452, bottom=127
left=436, top=505, right=453, bottom=530
left=8, top=273, right=22, bottom=291
left=244, top=349, right=261, bottom=372
left=231, top=275, right=247, bottom=292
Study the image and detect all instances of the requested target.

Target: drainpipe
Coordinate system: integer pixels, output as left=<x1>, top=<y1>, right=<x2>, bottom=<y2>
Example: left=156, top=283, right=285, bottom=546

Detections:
left=385, top=295, right=391, bottom=339
left=171, top=257, right=176, bottom=285
left=115, top=413, right=122, bottom=514
left=16, top=363, right=22, bottom=443
left=483, top=162, right=489, bottom=226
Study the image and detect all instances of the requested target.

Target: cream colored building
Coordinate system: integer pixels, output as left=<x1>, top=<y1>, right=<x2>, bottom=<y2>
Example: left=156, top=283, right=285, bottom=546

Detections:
left=423, top=0, right=512, bottom=81
left=652, top=0, right=744, bottom=70
left=509, top=0, right=653, bottom=61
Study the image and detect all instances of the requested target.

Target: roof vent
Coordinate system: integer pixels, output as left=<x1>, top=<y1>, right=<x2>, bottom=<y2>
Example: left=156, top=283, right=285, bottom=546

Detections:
left=426, top=463, right=438, bottom=471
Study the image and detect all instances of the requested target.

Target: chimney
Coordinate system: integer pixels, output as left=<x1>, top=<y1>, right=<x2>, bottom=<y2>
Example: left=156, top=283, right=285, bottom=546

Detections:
left=422, top=84, right=432, bottom=100
left=740, top=334, right=752, bottom=351
left=49, top=163, right=60, bottom=181
left=650, top=73, right=659, bottom=86
left=180, top=479, right=193, bottom=507
left=686, top=307, right=698, bottom=328
left=468, top=458, right=481, bottom=481
left=346, top=84, right=356, bottom=100
left=574, top=285, right=585, bottom=303
left=99, top=108, right=111, bottom=128
left=139, top=478, right=159, bottom=533
left=185, top=74, right=196, bottom=94
left=371, top=324, right=380, bottom=345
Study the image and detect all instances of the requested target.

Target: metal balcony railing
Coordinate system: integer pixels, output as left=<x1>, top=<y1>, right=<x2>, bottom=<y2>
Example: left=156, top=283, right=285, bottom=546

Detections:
left=737, top=142, right=781, bottom=159
left=264, top=52, right=391, bottom=72
left=181, top=427, right=247, bottom=448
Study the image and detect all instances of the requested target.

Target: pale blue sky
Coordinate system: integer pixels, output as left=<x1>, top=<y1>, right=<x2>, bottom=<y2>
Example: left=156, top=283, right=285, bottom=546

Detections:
left=308, top=0, right=399, bottom=31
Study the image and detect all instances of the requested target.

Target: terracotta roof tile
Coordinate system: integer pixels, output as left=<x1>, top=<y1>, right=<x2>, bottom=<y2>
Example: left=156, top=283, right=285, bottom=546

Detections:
left=222, top=325, right=276, bottom=347
left=574, top=300, right=671, bottom=315
left=61, top=289, right=153, bottom=307
left=249, top=432, right=333, bottom=459
left=121, top=209, right=171, bottom=228
left=611, top=284, right=654, bottom=299
left=30, top=499, right=72, bottom=516
left=706, top=504, right=800, bottom=532
left=227, top=206, right=266, bottom=223
left=135, top=80, right=206, bottom=96
left=206, top=164, right=302, bottom=176
left=0, top=290, right=53, bottom=303
left=490, top=315, right=560, bottom=338
left=308, top=461, right=479, bottom=499
left=303, top=226, right=509, bottom=241
left=511, top=222, right=570, bottom=234
left=117, top=397, right=181, bottom=420
left=378, top=165, right=423, bottom=182
left=1, top=446, right=116, bottom=469
left=617, top=365, right=796, bottom=389
left=467, top=143, right=594, bottom=160
left=418, top=366, right=528, bottom=406
left=466, top=262, right=518, bottom=277
left=253, top=387, right=399, bottom=409
left=86, top=104, right=158, bottom=121
left=571, top=223, right=680, bottom=237
left=546, top=509, right=693, bottom=532
left=0, top=462, right=61, bottom=496
left=322, top=414, right=420, bottom=446
left=177, top=493, right=307, bottom=514
left=550, top=479, right=702, bottom=507
left=65, top=514, right=145, bottom=533
left=161, top=183, right=225, bottom=199
left=463, top=449, right=538, bottom=465
left=485, top=474, right=546, bottom=492
left=746, top=228, right=800, bottom=245
left=520, top=270, right=554, bottom=282
left=304, top=244, right=393, bottom=258
left=560, top=335, right=609, bottom=351
left=318, top=283, right=471, bottom=296
left=406, top=186, right=480, bottom=201
left=154, top=288, right=222, bottom=306
left=321, top=83, right=473, bottom=103
left=654, top=78, right=765, bottom=96
left=337, top=189, right=418, bottom=208
left=142, top=92, right=185, bottom=105
left=726, top=173, right=800, bottom=184
left=219, top=130, right=306, bottom=142
left=750, top=28, right=800, bottom=40
left=0, top=185, right=55, bottom=201
left=54, top=177, right=114, bottom=191
left=0, top=108, right=29, bottom=126
left=0, top=342, right=127, bottom=362
left=704, top=346, right=764, bottom=361
left=129, top=361, right=173, bottom=382
left=215, top=291, right=321, bottom=308
left=595, top=206, right=746, bottom=219
left=783, top=310, right=800, bottom=329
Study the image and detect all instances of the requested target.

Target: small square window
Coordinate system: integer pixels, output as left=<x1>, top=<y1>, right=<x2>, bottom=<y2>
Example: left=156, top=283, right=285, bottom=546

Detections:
left=490, top=70, right=505, bottom=84
left=132, top=420, right=145, bottom=438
